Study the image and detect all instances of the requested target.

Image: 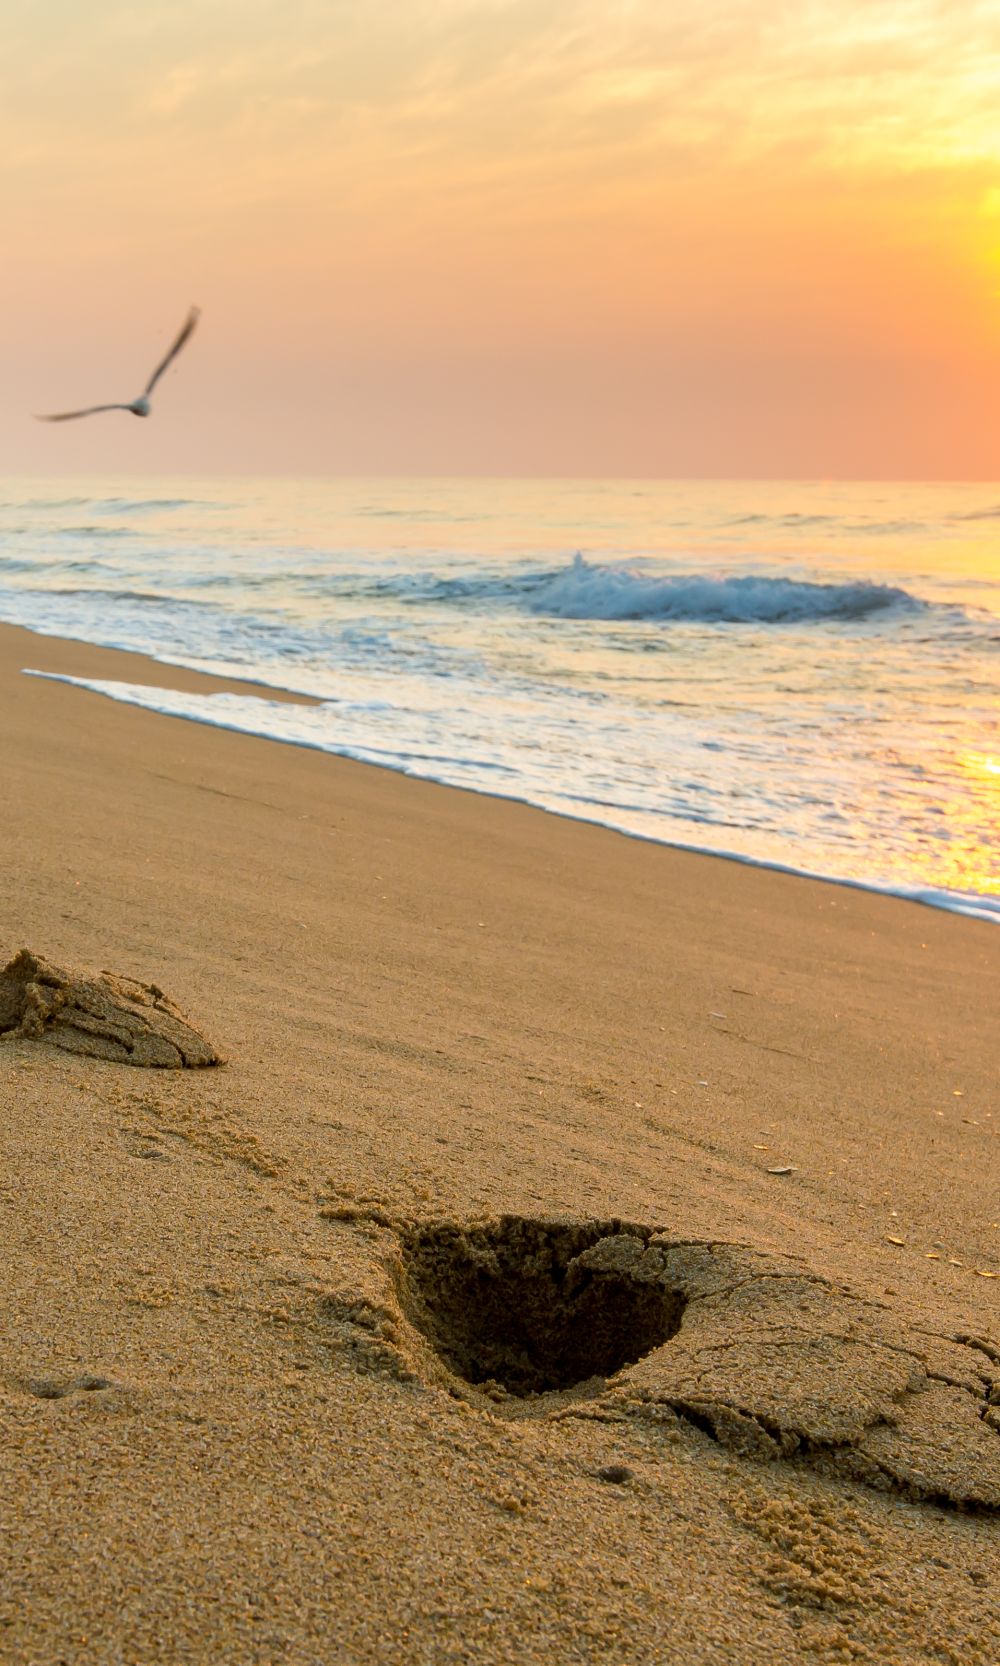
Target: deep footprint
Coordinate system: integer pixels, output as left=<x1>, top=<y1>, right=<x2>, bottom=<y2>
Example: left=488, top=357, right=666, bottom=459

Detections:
left=319, top=1212, right=1000, bottom=1511
left=398, top=1217, right=686, bottom=1394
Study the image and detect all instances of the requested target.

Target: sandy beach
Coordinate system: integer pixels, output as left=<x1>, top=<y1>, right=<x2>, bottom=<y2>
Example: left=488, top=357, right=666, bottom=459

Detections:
left=1, top=617, right=997, bottom=1664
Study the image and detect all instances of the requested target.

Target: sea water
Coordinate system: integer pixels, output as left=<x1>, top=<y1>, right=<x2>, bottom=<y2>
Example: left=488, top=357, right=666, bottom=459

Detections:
left=1, top=476, right=997, bottom=921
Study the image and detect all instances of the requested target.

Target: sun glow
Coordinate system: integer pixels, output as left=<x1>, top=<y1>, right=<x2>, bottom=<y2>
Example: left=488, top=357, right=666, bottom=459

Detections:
left=2, top=0, right=1000, bottom=473
left=960, top=751, right=1000, bottom=781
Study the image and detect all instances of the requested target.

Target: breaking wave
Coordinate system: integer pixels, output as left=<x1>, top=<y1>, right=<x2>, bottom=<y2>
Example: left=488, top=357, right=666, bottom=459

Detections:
left=526, top=556, right=919, bottom=624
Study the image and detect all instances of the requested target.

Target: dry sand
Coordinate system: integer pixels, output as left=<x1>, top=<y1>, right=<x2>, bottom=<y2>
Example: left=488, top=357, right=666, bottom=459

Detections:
left=0, top=618, right=997, bottom=1664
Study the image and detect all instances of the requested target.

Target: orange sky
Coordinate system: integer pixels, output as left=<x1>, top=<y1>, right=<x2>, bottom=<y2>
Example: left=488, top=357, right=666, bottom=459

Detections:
left=2, top=0, right=999, bottom=476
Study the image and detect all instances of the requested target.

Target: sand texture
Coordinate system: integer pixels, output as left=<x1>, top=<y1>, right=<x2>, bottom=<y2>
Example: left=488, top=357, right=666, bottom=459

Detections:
left=0, top=621, right=997, bottom=1666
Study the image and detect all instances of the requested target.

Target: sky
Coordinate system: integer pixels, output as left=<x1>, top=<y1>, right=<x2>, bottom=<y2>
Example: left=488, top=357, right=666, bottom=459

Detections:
left=2, top=0, right=1000, bottom=477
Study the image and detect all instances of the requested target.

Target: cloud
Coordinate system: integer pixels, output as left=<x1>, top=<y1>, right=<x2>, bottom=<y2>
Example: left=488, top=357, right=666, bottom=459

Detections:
left=4, top=0, right=999, bottom=193
left=4, top=0, right=1000, bottom=475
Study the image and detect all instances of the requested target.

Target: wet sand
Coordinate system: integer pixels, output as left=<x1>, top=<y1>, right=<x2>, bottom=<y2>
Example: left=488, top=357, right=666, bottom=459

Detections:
left=0, top=619, right=997, bottom=1664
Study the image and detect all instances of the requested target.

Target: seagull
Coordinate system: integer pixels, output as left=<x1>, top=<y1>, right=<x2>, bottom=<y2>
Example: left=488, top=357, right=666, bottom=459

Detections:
left=36, top=306, right=201, bottom=422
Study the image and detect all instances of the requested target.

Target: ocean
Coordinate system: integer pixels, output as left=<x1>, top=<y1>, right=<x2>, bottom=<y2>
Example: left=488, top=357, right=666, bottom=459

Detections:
left=1, top=476, right=997, bottom=922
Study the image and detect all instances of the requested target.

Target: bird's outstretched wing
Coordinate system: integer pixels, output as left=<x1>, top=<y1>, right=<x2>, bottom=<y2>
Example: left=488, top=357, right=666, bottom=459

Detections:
left=35, top=404, right=136, bottom=422
left=143, top=305, right=200, bottom=397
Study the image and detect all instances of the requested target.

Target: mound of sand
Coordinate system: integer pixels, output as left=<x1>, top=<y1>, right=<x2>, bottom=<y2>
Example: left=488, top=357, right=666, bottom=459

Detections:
left=0, top=948, right=220, bottom=1068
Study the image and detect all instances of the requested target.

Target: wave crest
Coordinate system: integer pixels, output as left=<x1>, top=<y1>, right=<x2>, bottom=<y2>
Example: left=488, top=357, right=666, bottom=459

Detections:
left=527, top=556, right=918, bottom=624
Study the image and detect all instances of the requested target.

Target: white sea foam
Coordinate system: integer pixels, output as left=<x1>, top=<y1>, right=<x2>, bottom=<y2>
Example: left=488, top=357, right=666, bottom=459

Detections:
left=25, top=670, right=1000, bottom=925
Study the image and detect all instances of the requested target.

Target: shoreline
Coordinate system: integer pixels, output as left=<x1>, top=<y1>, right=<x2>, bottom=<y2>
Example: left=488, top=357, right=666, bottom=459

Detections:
left=1, top=616, right=997, bottom=1663
left=2, top=614, right=997, bottom=1294
left=8, top=615, right=998, bottom=927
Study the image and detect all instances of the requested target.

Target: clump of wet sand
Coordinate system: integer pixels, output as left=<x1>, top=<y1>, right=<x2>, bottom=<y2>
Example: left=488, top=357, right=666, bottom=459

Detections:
left=0, top=947, right=220, bottom=1068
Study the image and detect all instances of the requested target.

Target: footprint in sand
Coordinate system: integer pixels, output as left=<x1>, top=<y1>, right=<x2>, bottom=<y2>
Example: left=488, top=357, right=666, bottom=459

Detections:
left=317, top=1213, right=1000, bottom=1512
left=21, top=1373, right=117, bottom=1400
left=120, top=1128, right=171, bottom=1160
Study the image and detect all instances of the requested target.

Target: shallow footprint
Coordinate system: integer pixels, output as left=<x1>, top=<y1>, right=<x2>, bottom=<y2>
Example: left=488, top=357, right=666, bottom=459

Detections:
left=21, top=1373, right=117, bottom=1400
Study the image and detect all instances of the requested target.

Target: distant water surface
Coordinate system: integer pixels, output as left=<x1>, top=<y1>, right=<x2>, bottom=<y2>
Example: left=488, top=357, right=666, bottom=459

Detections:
left=1, top=476, right=997, bottom=921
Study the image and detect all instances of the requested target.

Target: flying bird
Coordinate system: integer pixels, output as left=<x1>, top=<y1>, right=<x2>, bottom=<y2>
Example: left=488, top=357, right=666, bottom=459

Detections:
left=36, top=306, right=201, bottom=422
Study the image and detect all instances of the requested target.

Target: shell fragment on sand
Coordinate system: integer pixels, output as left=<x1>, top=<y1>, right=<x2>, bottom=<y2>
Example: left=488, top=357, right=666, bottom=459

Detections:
left=0, top=948, right=221, bottom=1068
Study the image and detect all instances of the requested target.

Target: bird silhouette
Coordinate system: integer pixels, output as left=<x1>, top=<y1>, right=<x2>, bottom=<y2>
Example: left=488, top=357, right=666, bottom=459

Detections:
left=36, top=306, right=200, bottom=421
